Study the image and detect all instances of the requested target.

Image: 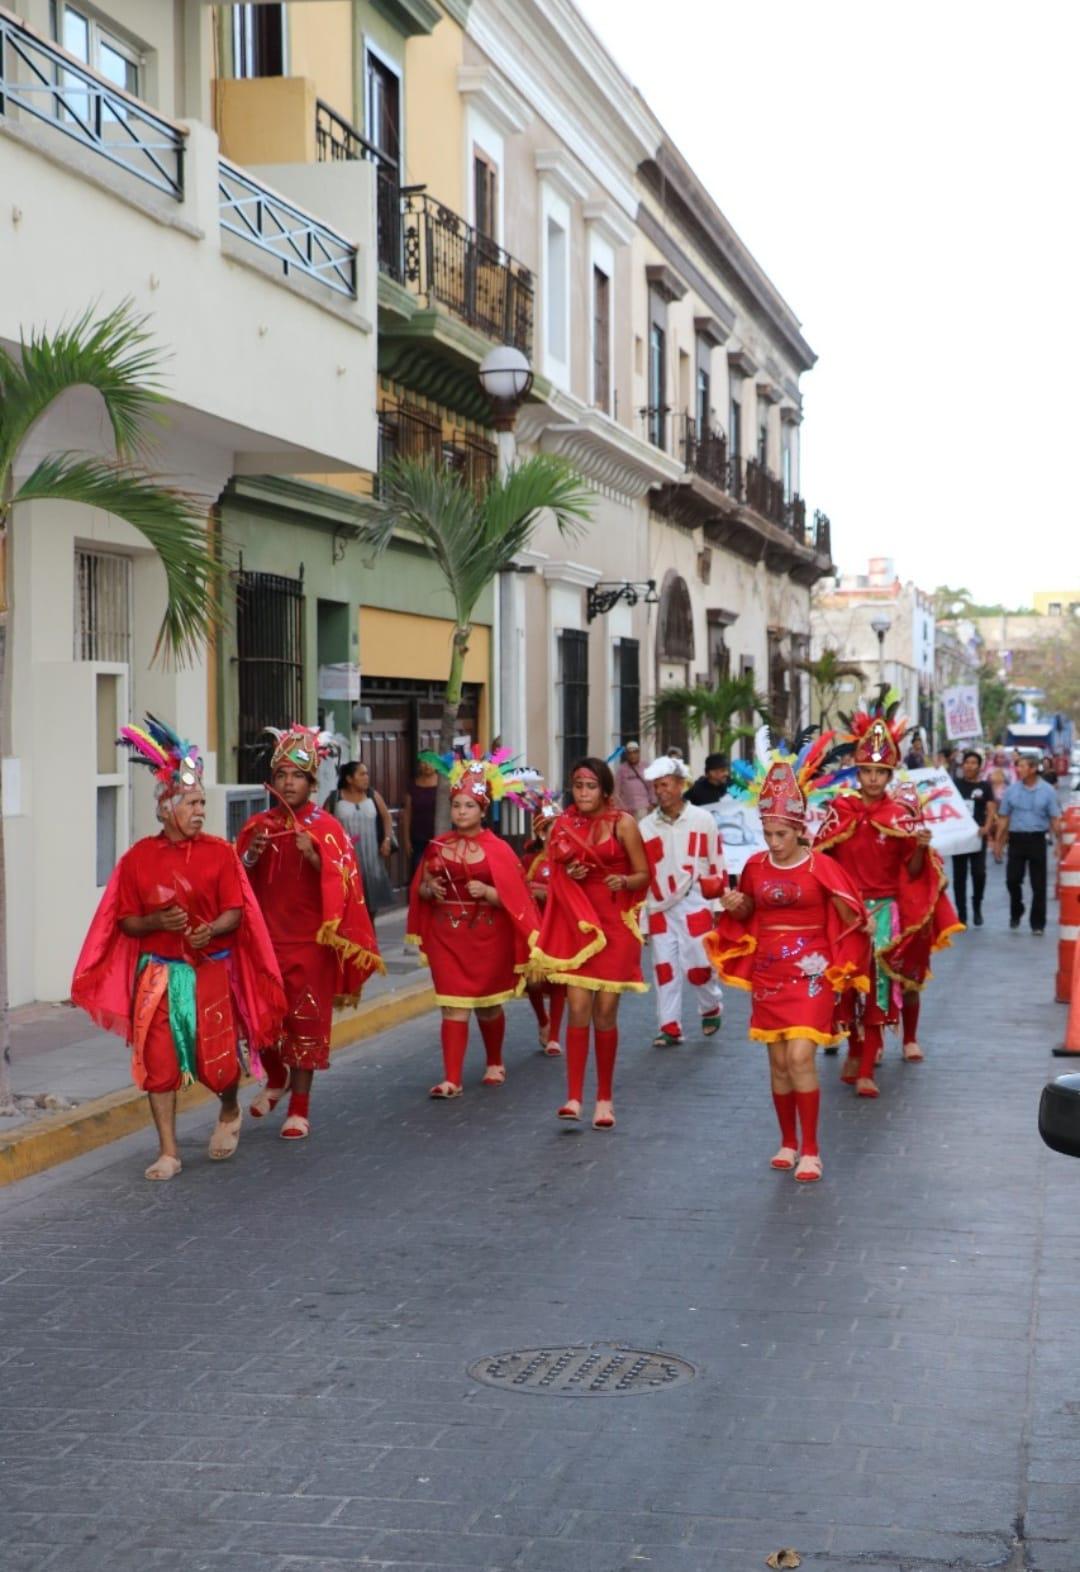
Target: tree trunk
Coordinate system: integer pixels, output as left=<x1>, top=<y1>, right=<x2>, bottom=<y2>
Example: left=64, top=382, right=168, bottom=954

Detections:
left=0, top=518, right=14, bottom=1114
left=434, top=624, right=470, bottom=834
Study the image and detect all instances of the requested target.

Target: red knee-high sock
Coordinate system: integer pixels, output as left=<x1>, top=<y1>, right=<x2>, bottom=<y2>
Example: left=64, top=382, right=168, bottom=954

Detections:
left=794, top=1089, right=820, bottom=1157
left=772, top=1090, right=798, bottom=1148
left=564, top=1025, right=590, bottom=1103
left=859, top=1023, right=882, bottom=1080
left=286, top=1089, right=310, bottom=1121
left=526, top=986, right=549, bottom=1029
left=594, top=1027, right=618, bottom=1102
left=478, top=1012, right=505, bottom=1068
left=261, top=1047, right=288, bottom=1090
left=547, top=986, right=566, bottom=1045
left=441, top=1019, right=469, bottom=1086
left=901, top=992, right=920, bottom=1046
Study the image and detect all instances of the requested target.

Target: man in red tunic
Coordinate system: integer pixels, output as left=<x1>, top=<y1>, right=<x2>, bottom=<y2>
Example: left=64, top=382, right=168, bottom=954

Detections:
left=71, top=715, right=286, bottom=1181
left=237, top=725, right=383, bottom=1140
left=814, top=706, right=954, bottom=1098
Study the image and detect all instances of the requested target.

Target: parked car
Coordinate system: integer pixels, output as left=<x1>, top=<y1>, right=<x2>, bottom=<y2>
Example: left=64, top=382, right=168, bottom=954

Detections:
left=1039, top=1075, right=1080, bottom=1156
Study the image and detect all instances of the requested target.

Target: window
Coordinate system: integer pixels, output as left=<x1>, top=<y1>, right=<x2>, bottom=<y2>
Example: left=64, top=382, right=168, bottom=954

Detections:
left=366, top=51, right=402, bottom=168
left=757, top=403, right=769, bottom=465
left=55, top=3, right=141, bottom=122
left=235, top=571, right=303, bottom=784
left=782, top=428, right=794, bottom=502
left=647, top=294, right=667, bottom=450
left=474, top=150, right=498, bottom=241
left=232, top=3, right=285, bottom=78
left=592, top=265, right=611, bottom=412
left=612, top=638, right=640, bottom=749
left=559, top=630, right=590, bottom=786
left=1049, top=602, right=1062, bottom=616
left=729, top=383, right=742, bottom=463
left=695, top=336, right=711, bottom=432
left=546, top=216, right=568, bottom=361
left=75, top=549, right=132, bottom=663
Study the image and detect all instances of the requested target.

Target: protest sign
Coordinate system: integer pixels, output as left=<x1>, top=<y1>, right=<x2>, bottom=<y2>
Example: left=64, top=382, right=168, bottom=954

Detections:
left=943, top=684, right=982, bottom=741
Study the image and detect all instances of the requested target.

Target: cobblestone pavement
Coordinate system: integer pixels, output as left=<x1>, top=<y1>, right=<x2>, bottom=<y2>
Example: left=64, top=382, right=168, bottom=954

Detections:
left=2, top=860, right=1078, bottom=1572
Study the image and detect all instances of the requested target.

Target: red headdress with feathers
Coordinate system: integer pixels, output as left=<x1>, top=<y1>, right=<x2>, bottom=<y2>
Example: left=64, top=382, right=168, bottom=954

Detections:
left=844, top=686, right=908, bottom=771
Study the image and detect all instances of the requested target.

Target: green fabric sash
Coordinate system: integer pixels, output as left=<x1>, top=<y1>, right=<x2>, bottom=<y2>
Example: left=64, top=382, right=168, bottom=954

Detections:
left=136, top=954, right=198, bottom=1086
left=866, top=897, right=896, bottom=1014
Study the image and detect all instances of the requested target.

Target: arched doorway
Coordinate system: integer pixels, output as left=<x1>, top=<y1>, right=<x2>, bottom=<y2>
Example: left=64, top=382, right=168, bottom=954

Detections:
left=655, top=570, right=695, bottom=758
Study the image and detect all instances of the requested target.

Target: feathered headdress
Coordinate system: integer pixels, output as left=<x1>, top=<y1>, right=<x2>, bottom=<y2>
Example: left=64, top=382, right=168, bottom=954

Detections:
left=119, top=713, right=203, bottom=796
left=728, top=724, right=837, bottom=823
left=265, top=724, right=337, bottom=778
left=419, top=743, right=528, bottom=809
left=840, top=685, right=908, bottom=771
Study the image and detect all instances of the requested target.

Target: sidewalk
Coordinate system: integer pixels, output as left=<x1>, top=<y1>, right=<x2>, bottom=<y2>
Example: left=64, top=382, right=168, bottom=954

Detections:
left=0, top=904, right=433, bottom=1182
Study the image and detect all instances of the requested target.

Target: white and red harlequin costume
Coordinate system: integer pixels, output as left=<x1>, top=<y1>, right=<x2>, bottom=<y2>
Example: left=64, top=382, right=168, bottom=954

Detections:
left=639, top=760, right=726, bottom=1042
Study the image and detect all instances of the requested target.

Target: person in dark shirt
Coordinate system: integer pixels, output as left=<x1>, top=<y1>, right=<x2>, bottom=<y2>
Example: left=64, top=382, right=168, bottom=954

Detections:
left=687, top=753, right=730, bottom=807
left=952, top=750, right=997, bottom=926
left=903, top=732, right=927, bottom=770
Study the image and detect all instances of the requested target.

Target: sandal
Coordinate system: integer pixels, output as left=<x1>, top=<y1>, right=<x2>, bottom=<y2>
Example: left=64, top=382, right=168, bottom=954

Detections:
left=902, top=1042, right=925, bottom=1062
left=770, top=1146, right=798, bottom=1171
left=855, top=1078, right=880, bottom=1099
left=249, top=1080, right=289, bottom=1119
left=481, top=1066, right=507, bottom=1087
left=701, top=1014, right=722, bottom=1037
left=208, top=1108, right=242, bottom=1161
left=840, top=1055, right=860, bottom=1085
left=280, top=1114, right=310, bottom=1140
left=145, top=1154, right=182, bottom=1182
left=428, top=1082, right=463, bottom=1100
left=592, top=1101, right=615, bottom=1130
left=795, top=1154, right=823, bottom=1183
left=653, top=1032, right=683, bottom=1049
left=557, top=1100, right=582, bottom=1122
left=543, top=1041, right=563, bottom=1057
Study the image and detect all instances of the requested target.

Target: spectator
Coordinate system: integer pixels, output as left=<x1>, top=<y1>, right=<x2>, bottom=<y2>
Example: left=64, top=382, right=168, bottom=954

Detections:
left=934, top=744, right=959, bottom=777
left=325, top=762, right=394, bottom=917
left=401, top=755, right=440, bottom=878
left=687, top=752, right=731, bottom=807
left=994, top=755, right=1062, bottom=934
left=613, top=741, right=655, bottom=820
left=904, top=732, right=927, bottom=770
left=952, top=749, right=996, bottom=927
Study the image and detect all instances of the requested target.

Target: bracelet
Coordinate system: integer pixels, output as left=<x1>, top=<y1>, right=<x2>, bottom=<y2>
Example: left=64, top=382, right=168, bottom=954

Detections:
left=241, top=849, right=258, bottom=867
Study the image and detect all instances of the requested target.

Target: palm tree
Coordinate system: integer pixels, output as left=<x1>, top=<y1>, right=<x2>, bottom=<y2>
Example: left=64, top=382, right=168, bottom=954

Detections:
left=796, top=647, right=867, bottom=728
left=0, top=303, right=223, bottom=1113
left=356, top=454, right=593, bottom=826
left=642, top=674, right=770, bottom=756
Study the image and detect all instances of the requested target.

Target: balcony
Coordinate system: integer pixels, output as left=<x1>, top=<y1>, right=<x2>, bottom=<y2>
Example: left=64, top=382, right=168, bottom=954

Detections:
left=315, top=99, right=402, bottom=283
left=377, top=400, right=497, bottom=497
left=648, top=411, right=834, bottom=583
left=218, top=158, right=357, bottom=300
left=400, top=191, right=533, bottom=355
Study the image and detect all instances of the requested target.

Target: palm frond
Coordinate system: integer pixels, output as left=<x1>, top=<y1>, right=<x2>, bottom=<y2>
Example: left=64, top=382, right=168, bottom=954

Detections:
left=13, top=456, right=223, bottom=663
left=641, top=682, right=770, bottom=741
left=0, top=301, right=166, bottom=478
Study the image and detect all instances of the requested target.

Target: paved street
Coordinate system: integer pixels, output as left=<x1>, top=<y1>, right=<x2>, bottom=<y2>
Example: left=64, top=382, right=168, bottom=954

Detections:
left=1, top=859, right=1078, bottom=1572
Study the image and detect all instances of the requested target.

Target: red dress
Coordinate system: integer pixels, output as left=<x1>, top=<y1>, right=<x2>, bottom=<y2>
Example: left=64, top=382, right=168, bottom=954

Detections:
left=71, top=833, right=285, bottom=1093
left=407, top=830, right=541, bottom=1009
left=707, top=851, right=869, bottom=1045
left=534, top=811, right=646, bottom=993
left=237, top=803, right=383, bottom=1070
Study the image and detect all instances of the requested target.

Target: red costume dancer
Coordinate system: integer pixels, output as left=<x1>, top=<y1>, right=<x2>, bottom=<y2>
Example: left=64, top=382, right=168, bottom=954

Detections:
left=407, top=748, right=541, bottom=1098
left=814, top=700, right=961, bottom=1097
left=887, top=779, right=963, bottom=1062
left=520, top=796, right=567, bottom=1057
left=707, top=750, right=869, bottom=1182
left=71, top=714, right=285, bottom=1181
left=532, top=756, right=650, bottom=1130
left=237, top=725, right=383, bottom=1140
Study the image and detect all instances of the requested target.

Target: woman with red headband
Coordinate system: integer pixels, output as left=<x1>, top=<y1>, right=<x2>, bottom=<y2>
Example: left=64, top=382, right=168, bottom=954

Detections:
left=532, top=756, right=650, bottom=1130
left=708, top=754, right=869, bottom=1182
left=407, top=752, right=541, bottom=1099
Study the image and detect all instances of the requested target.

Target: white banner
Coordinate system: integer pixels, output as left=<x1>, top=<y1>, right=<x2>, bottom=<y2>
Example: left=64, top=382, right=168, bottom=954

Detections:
left=943, top=684, right=982, bottom=741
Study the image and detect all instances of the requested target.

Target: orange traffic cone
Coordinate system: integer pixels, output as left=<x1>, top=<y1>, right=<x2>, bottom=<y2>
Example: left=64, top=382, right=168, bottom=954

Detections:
left=1053, top=929, right=1080, bottom=1056
left=1056, top=841, right=1080, bottom=1001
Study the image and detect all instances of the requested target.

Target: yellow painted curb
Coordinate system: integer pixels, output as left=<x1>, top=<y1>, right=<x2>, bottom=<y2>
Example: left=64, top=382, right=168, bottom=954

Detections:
left=0, top=978, right=435, bottom=1189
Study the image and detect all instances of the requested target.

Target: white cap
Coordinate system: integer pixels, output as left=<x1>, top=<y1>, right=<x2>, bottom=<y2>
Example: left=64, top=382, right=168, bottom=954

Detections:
left=644, top=755, right=690, bottom=782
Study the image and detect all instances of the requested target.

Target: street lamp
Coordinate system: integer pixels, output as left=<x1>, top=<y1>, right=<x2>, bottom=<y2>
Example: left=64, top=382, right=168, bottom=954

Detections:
left=870, top=612, right=891, bottom=686
left=478, top=345, right=534, bottom=435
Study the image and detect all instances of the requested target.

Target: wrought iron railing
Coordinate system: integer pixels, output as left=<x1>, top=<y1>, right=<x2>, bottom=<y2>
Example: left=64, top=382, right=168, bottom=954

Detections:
left=444, top=430, right=498, bottom=494
left=402, top=191, right=533, bottom=354
left=682, top=416, right=728, bottom=489
left=0, top=9, right=184, bottom=197
left=314, top=99, right=402, bottom=280
left=218, top=159, right=357, bottom=298
left=377, top=401, right=497, bottom=497
left=679, top=415, right=827, bottom=550
left=810, top=509, right=831, bottom=557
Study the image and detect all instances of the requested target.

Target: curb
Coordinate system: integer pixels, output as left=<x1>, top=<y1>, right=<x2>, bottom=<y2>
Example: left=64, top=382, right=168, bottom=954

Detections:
left=0, top=977, right=435, bottom=1189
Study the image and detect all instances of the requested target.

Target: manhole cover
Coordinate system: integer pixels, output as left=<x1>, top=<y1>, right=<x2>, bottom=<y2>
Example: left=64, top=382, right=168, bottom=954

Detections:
left=468, top=1344, right=696, bottom=1396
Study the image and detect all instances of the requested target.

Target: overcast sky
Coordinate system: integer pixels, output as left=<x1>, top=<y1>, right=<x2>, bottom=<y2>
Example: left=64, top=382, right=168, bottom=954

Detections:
left=575, top=0, right=1077, bottom=607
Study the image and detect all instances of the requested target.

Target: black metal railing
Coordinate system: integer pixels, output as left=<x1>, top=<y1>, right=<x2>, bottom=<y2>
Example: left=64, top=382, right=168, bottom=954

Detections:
left=811, top=509, right=831, bottom=557
left=402, top=191, right=533, bottom=354
left=678, top=415, right=830, bottom=554
left=683, top=416, right=727, bottom=488
left=314, top=99, right=402, bottom=280
left=377, top=401, right=497, bottom=497
left=0, top=10, right=184, bottom=197
left=218, top=158, right=357, bottom=298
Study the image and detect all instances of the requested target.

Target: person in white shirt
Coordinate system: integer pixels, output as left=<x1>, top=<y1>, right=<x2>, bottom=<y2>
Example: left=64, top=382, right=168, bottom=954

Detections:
left=640, top=757, right=726, bottom=1047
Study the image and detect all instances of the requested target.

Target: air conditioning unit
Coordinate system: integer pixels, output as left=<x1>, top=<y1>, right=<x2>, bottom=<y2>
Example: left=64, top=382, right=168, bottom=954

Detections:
left=697, top=548, right=712, bottom=585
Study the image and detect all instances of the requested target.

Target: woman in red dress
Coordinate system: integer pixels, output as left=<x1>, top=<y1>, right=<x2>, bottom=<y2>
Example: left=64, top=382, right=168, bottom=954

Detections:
left=708, top=756, right=869, bottom=1182
left=407, top=753, right=540, bottom=1099
left=520, top=795, right=567, bottom=1057
left=532, top=757, right=650, bottom=1130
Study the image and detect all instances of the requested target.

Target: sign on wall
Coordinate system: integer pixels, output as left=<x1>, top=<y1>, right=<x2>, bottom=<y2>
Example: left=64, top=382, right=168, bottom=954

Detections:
left=942, top=684, right=982, bottom=741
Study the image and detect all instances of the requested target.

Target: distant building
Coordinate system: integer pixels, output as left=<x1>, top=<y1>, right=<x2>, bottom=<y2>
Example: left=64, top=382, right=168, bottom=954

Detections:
left=1033, top=590, right=1080, bottom=618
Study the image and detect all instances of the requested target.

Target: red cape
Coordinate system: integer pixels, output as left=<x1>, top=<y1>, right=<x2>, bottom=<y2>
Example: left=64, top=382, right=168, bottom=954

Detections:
left=705, top=850, right=871, bottom=994
left=70, top=834, right=286, bottom=1049
left=237, top=806, right=384, bottom=1004
left=815, top=792, right=962, bottom=990
left=407, top=829, right=541, bottom=977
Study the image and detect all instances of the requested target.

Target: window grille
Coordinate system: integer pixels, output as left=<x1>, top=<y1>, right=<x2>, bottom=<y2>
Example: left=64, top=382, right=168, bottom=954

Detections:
left=74, top=548, right=132, bottom=663
left=225, top=786, right=269, bottom=842
left=559, top=629, right=590, bottom=786
left=234, top=570, right=303, bottom=784
left=614, top=638, right=640, bottom=747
